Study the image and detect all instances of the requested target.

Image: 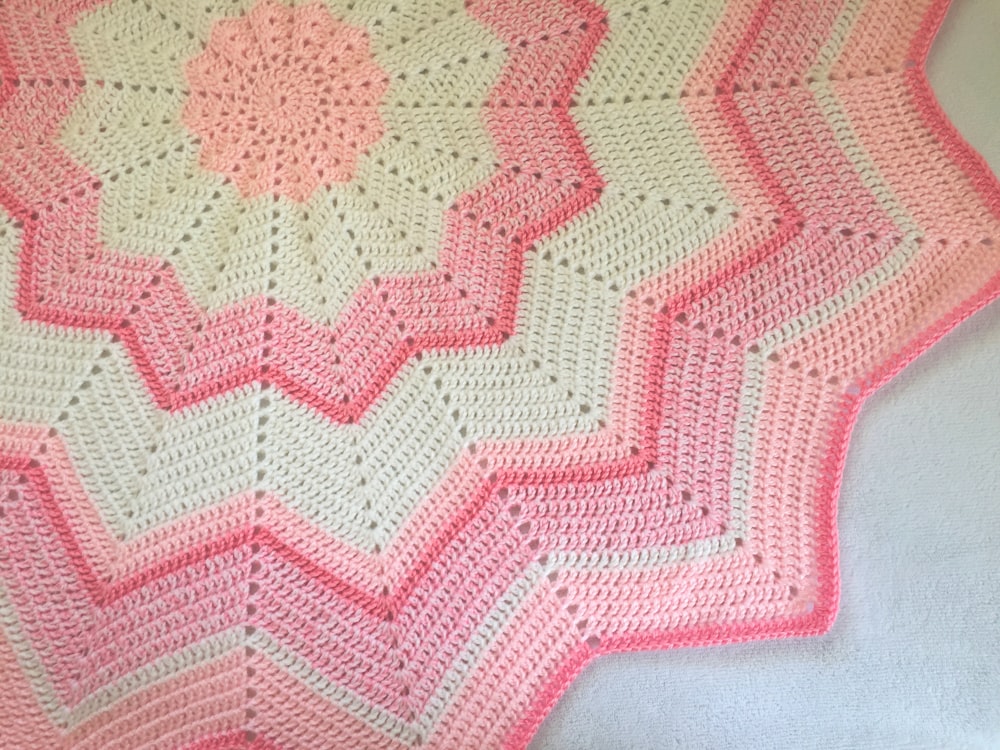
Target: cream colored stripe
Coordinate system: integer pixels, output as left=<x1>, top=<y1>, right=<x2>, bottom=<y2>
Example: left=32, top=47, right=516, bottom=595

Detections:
left=1, top=190, right=733, bottom=549
left=244, top=563, right=549, bottom=741
left=0, top=584, right=69, bottom=726
left=578, top=0, right=730, bottom=102
left=65, top=0, right=504, bottom=323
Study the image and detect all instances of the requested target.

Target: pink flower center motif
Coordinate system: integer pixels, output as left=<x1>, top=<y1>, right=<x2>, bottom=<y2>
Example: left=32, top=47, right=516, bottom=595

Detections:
left=182, top=0, right=389, bottom=203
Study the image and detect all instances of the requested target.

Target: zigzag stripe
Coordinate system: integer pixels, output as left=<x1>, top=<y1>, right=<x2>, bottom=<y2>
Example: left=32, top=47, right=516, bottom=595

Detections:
left=3, top=0, right=1000, bottom=748
left=5, top=217, right=992, bottom=748
left=0, top=0, right=606, bottom=422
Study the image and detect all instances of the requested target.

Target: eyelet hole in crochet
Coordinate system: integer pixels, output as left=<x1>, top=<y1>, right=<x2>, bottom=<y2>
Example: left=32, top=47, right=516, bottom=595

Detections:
left=181, top=0, right=389, bottom=202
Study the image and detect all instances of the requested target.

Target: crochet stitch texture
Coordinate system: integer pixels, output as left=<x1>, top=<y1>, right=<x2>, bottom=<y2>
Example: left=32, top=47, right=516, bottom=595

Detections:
left=1, top=0, right=998, bottom=748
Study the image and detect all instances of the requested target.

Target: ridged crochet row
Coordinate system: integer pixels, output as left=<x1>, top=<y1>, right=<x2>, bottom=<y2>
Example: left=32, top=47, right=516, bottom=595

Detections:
left=1, top=0, right=999, bottom=748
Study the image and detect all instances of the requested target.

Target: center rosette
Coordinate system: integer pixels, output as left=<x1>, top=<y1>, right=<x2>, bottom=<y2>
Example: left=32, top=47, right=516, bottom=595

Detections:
left=182, top=0, right=389, bottom=202
left=52, top=0, right=603, bottom=420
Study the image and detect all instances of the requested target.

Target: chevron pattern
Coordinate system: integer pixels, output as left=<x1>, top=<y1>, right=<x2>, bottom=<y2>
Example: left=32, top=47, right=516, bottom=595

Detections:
left=1, top=0, right=999, bottom=748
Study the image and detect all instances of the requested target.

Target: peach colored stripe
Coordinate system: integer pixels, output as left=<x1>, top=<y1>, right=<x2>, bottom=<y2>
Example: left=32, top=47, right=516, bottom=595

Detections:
left=727, top=0, right=848, bottom=87
left=0, top=638, right=246, bottom=750
left=510, top=383, right=856, bottom=750
left=247, top=583, right=579, bottom=750
left=0, top=623, right=60, bottom=749
left=832, top=0, right=933, bottom=77
left=0, top=471, right=248, bottom=698
left=429, top=585, right=580, bottom=750
left=0, top=423, right=383, bottom=592
left=248, top=655, right=408, bottom=750
left=66, top=650, right=246, bottom=750
left=682, top=0, right=762, bottom=95
left=537, top=359, right=845, bottom=668
left=0, top=0, right=607, bottom=423
left=834, top=74, right=1000, bottom=237
left=780, top=232, right=1000, bottom=388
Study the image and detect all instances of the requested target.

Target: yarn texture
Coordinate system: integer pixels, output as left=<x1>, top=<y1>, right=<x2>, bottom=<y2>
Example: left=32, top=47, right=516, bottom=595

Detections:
left=1, top=0, right=998, bottom=748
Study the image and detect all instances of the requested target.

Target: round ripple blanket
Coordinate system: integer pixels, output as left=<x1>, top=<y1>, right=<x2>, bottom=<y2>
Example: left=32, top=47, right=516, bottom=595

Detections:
left=1, top=0, right=998, bottom=747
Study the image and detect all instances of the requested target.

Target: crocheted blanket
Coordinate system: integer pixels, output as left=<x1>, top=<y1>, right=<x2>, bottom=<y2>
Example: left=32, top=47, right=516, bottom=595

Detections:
left=1, top=0, right=998, bottom=747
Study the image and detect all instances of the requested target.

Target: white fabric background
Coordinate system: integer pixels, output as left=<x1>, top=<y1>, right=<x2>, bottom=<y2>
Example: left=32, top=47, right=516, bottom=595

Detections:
left=530, top=1, right=1000, bottom=747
